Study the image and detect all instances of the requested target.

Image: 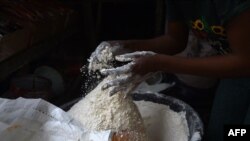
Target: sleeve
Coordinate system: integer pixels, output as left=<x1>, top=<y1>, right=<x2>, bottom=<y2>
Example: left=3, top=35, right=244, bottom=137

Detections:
left=215, top=0, right=250, bottom=25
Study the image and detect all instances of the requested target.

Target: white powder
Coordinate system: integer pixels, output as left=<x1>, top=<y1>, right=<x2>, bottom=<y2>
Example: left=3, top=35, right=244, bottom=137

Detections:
left=190, top=132, right=201, bottom=141
left=88, top=43, right=115, bottom=72
left=68, top=76, right=147, bottom=141
left=135, top=100, right=190, bottom=141
left=72, top=45, right=190, bottom=141
left=69, top=77, right=190, bottom=141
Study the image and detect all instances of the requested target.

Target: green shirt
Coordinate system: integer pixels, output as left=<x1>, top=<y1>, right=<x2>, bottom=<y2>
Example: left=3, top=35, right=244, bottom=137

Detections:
left=166, top=0, right=250, bottom=55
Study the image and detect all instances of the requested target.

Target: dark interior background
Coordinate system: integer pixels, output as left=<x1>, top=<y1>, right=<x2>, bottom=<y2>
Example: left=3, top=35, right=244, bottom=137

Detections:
left=0, top=0, right=166, bottom=106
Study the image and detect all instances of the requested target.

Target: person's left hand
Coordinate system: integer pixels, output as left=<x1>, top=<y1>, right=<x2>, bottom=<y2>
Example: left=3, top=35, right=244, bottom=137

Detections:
left=101, top=51, right=159, bottom=96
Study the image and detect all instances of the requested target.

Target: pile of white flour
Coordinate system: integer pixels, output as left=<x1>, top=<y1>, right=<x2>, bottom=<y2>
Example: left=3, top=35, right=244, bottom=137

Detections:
left=135, top=100, right=190, bottom=141
left=68, top=76, right=147, bottom=141
left=70, top=44, right=191, bottom=141
left=68, top=76, right=190, bottom=141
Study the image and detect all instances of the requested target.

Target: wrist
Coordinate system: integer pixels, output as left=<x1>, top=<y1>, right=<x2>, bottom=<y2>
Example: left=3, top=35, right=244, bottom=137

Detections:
left=119, top=40, right=134, bottom=49
left=151, top=54, right=169, bottom=72
left=120, top=40, right=148, bottom=51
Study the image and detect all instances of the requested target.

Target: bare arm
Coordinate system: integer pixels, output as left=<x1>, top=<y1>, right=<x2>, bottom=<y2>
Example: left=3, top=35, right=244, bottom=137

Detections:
left=142, top=10, right=250, bottom=77
left=121, top=21, right=189, bottom=55
left=151, top=54, right=250, bottom=77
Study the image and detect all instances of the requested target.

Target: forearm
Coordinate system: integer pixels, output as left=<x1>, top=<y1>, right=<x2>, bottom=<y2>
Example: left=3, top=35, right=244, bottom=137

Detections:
left=155, top=54, right=250, bottom=77
left=122, top=35, right=186, bottom=55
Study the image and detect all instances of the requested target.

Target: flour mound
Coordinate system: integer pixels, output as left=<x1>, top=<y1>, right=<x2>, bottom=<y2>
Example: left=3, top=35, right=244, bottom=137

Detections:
left=135, top=100, right=190, bottom=141
left=68, top=76, right=147, bottom=141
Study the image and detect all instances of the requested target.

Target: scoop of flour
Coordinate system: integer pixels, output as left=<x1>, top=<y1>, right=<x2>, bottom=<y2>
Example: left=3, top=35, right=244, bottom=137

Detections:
left=68, top=76, right=147, bottom=141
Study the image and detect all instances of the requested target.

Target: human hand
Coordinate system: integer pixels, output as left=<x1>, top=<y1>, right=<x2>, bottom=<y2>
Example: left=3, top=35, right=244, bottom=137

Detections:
left=88, top=41, right=127, bottom=72
left=101, top=51, right=158, bottom=96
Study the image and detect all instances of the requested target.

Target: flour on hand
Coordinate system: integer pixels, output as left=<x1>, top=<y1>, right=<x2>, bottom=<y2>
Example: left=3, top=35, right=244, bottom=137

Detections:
left=71, top=44, right=191, bottom=141
left=88, top=42, right=114, bottom=72
left=88, top=42, right=123, bottom=72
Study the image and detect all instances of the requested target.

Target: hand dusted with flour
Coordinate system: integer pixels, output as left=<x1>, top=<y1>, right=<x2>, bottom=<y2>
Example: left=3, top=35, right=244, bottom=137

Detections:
left=101, top=51, right=157, bottom=95
left=88, top=41, right=126, bottom=72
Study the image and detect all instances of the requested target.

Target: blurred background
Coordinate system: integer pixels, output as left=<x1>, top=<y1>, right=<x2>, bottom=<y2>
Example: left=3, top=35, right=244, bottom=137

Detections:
left=0, top=0, right=166, bottom=106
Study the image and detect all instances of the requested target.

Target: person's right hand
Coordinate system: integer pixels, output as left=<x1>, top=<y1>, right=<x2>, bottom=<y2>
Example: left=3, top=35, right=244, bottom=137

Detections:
left=88, top=41, right=128, bottom=72
left=101, top=51, right=158, bottom=96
